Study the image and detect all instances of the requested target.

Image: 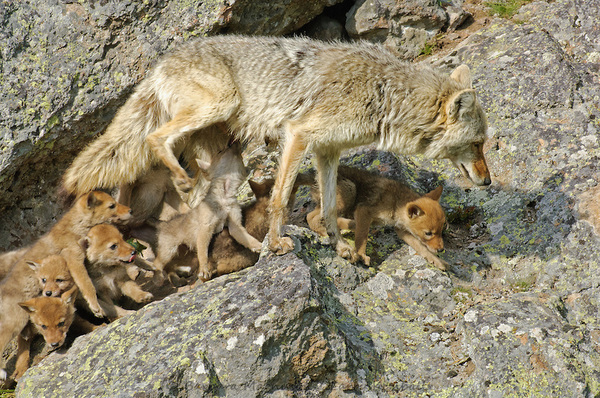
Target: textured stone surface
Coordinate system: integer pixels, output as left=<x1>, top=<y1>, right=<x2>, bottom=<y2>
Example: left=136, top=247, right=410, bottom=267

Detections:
left=0, top=0, right=342, bottom=250
left=7, top=0, right=600, bottom=396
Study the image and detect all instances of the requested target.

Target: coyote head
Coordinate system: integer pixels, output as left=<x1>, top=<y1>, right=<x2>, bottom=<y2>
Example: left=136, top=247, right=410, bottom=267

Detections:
left=439, top=65, right=491, bottom=186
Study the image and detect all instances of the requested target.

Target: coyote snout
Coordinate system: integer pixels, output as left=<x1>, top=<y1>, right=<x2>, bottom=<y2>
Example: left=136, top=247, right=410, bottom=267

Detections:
left=449, top=142, right=491, bottom=186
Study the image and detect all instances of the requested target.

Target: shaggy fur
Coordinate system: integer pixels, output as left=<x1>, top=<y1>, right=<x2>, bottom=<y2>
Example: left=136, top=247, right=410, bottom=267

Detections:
left=306, top=166, right=448, bottom=269
left=62, top=35, right=490, bottom=262
left=0, top=191, right=131, bottom=382
left=153, top=142, right=262, bottom=281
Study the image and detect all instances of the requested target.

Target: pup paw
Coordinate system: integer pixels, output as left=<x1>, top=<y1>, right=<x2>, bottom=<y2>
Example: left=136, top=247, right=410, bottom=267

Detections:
left=197, top=265, right=215, bottom=281
left=432, top=256, right=449, bottom=271
left=90, top=303, right=106, bottom=319
left=359, top=253, right=371, bottom=266
left=136, top=291, right=154, bottom=303
left=269, top=236, right=295, bottom=255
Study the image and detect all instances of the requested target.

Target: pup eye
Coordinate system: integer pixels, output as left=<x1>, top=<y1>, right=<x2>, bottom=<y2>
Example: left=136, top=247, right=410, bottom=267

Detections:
left=57, top=322, right=65, bottom=327
left=56, top=279, right=64, bottom=283
left=110, top=244, right=118, bottom=250
left=41, top=325, right=48, bottom=330
left=108, top=203, right=116, bottom=209
left=425, top=231, right=433, bottom=237
left=41, top=278, right=47, bottom=283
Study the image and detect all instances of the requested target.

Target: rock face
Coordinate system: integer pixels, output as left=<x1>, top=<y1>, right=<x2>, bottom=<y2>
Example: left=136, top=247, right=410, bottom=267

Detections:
left=0, top=0, right=342, bottom=250
left=346, top=0, right=470, bottom=59
left=6, top=0, right=600, bottom=396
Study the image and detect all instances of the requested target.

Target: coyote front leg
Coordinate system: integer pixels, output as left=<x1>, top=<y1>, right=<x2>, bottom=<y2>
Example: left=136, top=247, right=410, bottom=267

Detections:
left=315, top=150, right=359, bottom=263
left=268, top=130, right=309, bottom=255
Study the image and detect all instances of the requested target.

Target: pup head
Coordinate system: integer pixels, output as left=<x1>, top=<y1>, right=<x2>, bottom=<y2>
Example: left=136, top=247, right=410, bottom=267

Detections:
left=196, top=141, right=248, bottom=192
left=27, top=255, right=75, bottom=297
left=442, top=65, right=491, bottom=187
left=79, top=224, right=137, bottom=266
left=77, top=191, right=132, bottom=224
left=404, top=186, right=446, bottom=253
left=19, top=285, right=78, bottom=349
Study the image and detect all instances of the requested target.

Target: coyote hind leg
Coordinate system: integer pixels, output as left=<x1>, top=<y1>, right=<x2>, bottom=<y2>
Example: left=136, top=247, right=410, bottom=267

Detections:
left=146, top=85, right=239, bottom=193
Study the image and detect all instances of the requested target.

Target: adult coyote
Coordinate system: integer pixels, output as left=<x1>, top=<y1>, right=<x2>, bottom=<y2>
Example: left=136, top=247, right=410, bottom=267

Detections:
left=63, top=35, right=491, bottom=261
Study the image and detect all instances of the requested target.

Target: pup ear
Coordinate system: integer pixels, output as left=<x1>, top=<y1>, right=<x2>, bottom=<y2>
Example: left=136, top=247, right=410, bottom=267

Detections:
left=447, top=89, right=476, bottom=122
left=86, top=191, right=101, bottom=209
left=26, top=260, right=41, bottom=272
left=450, top=64, right=472, bottom=88
left=425, top=186, right=443, bottom=201
left=248, top=179, right=268, bottom=197
left=78, top=237, right=90, bottom=251
left=19, top=300, right=37, bottom=314
left=62, top=285, right=79, bottom=305
left=407, top=203, right=424, bottom=219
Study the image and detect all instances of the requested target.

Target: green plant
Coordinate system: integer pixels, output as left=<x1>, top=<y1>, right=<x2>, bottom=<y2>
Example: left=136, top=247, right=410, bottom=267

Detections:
left=484, top=0, right=532, bottom=18
left=0, top=390, right=15, bottom=398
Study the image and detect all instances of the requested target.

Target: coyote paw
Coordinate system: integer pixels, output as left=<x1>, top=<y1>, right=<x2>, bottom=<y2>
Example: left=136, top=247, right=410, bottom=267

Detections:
left=359, top=253, right=371, bottom=266
left=133, top=291, right=154, bottom=303
left=269, top=236, right=295, bottom=255
left=174, top=175, right=194, bottom=193
left=336, top=240, right=359, bottom=263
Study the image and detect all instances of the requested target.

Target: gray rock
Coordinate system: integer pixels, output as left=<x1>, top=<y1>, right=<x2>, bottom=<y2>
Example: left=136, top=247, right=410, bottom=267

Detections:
left=346, top=0, right=469, bottom=60
left=0, top=0, right=343, bottom=251
left=7, top=0, right=600, bottom=396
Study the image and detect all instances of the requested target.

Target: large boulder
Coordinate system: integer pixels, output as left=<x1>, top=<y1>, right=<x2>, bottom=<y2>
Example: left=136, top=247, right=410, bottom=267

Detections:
left=0, top=0, right=342, bottom=251
left=7, top=0, right=600, bottom=396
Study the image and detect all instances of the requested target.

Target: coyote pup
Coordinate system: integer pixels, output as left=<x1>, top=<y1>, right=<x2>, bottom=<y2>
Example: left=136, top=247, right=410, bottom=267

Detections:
left=0, top=191, right=131, bottom=382
left=307, top=166, right=448, bottom=269
left=13, top=286, right=79, bottom=380
left=154, top=142, right=262, bottom=281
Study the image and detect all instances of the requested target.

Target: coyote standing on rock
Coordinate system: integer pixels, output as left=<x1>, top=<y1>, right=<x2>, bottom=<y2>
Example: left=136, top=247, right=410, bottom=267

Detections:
left=63, top=35, right=491, bottom=262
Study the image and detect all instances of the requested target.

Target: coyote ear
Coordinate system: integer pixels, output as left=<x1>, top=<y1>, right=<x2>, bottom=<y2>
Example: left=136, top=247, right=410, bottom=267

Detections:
left=407, top=203, right=424, bottom=219
left=86, top=191, right=101, bottom=209
left=62, top=285, right=79, bottom=304
left=425, top=186, right=443, bottom=201
left=447, top=89, right=476, bottom=122
left=450, top=64, right=472, bottom=88
left=26, top=260, right=41, bottom=272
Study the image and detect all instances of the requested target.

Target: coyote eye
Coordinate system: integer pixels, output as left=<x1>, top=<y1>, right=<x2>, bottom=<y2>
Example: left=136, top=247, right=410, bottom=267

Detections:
left=41, top=325, right=48, bottom=330
left=41, top=278, right=47, bottom=283
left=110, top=244, right=118, bottom=250
left=57, top=322, right=65, bottom=327
left=56, top=279, right=64, bottom=283
left=425, top=231, right=433, bottom=237
left=108, top=203, right=116, bottom=209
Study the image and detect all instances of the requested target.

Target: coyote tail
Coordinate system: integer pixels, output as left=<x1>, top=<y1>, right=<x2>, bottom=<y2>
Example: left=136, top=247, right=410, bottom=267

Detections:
left=62, top=88, right=167, bottom=197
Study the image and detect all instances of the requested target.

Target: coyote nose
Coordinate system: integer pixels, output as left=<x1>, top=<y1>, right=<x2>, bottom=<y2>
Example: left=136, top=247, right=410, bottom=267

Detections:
left=44, top=291, right=52, bottom=297
left=50, top=342, right=60, bottom=348
left=483, top=176, right=491, bottom=186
